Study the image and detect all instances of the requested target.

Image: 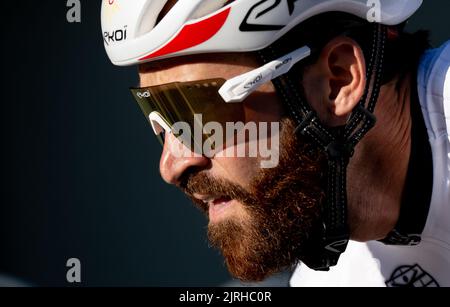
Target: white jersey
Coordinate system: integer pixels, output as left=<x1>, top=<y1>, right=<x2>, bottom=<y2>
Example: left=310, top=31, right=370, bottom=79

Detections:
left=290, top=41, right=450, bottom=287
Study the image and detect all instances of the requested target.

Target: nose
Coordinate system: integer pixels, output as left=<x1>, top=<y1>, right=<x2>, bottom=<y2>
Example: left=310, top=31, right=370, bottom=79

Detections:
left=159, top=132, right=210, bottom=185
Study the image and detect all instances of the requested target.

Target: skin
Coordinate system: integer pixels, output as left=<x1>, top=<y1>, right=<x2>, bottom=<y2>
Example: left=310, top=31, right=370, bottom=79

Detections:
left=139, top=36, right=412, bottom=242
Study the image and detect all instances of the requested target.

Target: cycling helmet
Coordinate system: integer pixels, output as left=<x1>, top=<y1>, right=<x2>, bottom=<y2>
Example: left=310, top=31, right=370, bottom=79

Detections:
left=101, top=0, right=422, bottom=66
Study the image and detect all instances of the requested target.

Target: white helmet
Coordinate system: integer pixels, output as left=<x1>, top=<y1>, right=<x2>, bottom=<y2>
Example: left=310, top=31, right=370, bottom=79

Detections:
left=101, top=0, right=423, bottom=66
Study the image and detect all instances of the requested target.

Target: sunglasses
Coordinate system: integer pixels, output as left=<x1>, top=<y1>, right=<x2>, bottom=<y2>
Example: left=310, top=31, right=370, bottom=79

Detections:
left=131, top=78, right=245, bottom=154
left=130, top=45, right=311, bottom=152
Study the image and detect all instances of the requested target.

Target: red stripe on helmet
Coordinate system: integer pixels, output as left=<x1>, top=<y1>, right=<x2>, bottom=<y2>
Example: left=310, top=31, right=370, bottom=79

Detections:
left=139, top=7, right=231, bottom=61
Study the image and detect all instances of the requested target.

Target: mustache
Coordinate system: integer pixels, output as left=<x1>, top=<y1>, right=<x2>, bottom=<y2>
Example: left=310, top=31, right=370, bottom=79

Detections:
left=179, top=171, right=253, bottom=212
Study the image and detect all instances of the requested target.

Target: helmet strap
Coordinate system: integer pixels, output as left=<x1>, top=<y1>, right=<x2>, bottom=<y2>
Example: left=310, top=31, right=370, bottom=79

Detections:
left=258, top=23, right=387, bottom=270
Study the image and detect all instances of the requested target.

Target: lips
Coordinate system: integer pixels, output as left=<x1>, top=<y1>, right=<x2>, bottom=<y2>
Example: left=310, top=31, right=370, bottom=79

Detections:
left=210, top=196, right=232, bottom=206
left=194, top=194, right=234, bottom=222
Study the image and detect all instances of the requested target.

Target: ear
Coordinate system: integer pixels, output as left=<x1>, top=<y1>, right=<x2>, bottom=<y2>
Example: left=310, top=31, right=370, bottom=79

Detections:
left=302, top=36, right=366, bottom=126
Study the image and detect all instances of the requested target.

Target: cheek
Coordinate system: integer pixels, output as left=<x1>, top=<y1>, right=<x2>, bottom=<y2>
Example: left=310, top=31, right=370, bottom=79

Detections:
left=244, top=90, right=284, bottom=123
left=210, top=124, right=281, bottom=188
left=211, top=156, right=261, bottom=188
left=209, top=90, right=282, bottom=187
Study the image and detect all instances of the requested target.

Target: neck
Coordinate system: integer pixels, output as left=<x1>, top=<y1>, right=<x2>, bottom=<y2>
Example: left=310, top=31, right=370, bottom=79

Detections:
left=347, top=74, right=413, bottom=241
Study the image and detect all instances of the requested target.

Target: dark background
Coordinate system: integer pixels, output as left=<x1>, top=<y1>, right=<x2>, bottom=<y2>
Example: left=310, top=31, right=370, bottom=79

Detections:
left=0, top=1, right=448, bottom=286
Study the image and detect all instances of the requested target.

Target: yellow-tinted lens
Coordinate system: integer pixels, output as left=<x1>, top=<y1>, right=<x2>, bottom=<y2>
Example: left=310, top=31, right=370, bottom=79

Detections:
left=130, top=78, right=245, bottom=152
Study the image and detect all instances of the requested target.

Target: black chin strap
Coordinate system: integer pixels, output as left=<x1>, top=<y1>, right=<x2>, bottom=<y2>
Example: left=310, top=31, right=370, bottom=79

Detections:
left=259, top=24, right=387, bottom=271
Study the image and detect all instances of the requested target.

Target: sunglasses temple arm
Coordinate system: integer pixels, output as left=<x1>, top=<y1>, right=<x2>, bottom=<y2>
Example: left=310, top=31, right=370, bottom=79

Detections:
left=219, top=45, right=311, bottom=103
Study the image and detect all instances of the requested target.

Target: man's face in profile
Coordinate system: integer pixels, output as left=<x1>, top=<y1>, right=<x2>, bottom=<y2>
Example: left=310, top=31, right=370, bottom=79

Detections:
left=139, top=53, right=326, bottom=282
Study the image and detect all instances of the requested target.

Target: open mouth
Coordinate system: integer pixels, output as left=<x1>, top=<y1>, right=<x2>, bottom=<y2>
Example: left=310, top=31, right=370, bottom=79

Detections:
left=208, top=196, right=233, bottom=223
left=195, top=194, right=234, bottom=223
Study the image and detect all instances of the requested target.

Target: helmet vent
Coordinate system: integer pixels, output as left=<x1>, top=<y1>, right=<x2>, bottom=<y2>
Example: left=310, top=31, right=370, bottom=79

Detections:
left=155, top=0, right=177, bottom=27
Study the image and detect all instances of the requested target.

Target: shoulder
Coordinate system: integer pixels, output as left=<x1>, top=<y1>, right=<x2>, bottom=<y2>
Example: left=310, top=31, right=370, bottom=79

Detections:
left=417, top=40, right=450, bottom=141
left=418, top=40, right=450, bottom=84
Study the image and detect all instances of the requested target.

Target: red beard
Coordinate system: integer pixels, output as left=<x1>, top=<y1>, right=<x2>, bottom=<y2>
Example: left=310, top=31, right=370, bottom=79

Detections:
left=181, top=119, right=326, bottom=282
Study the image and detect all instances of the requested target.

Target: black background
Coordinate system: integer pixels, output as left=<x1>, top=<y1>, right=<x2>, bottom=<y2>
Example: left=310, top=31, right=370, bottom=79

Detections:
left=0, top=0, right=448, bottom=286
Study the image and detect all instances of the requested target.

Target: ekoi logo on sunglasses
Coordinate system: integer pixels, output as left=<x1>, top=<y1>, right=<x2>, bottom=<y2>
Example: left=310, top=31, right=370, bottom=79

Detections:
left=168, top=114, right=280, bottom=169
left=136, top=90, right=151, bottom=99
